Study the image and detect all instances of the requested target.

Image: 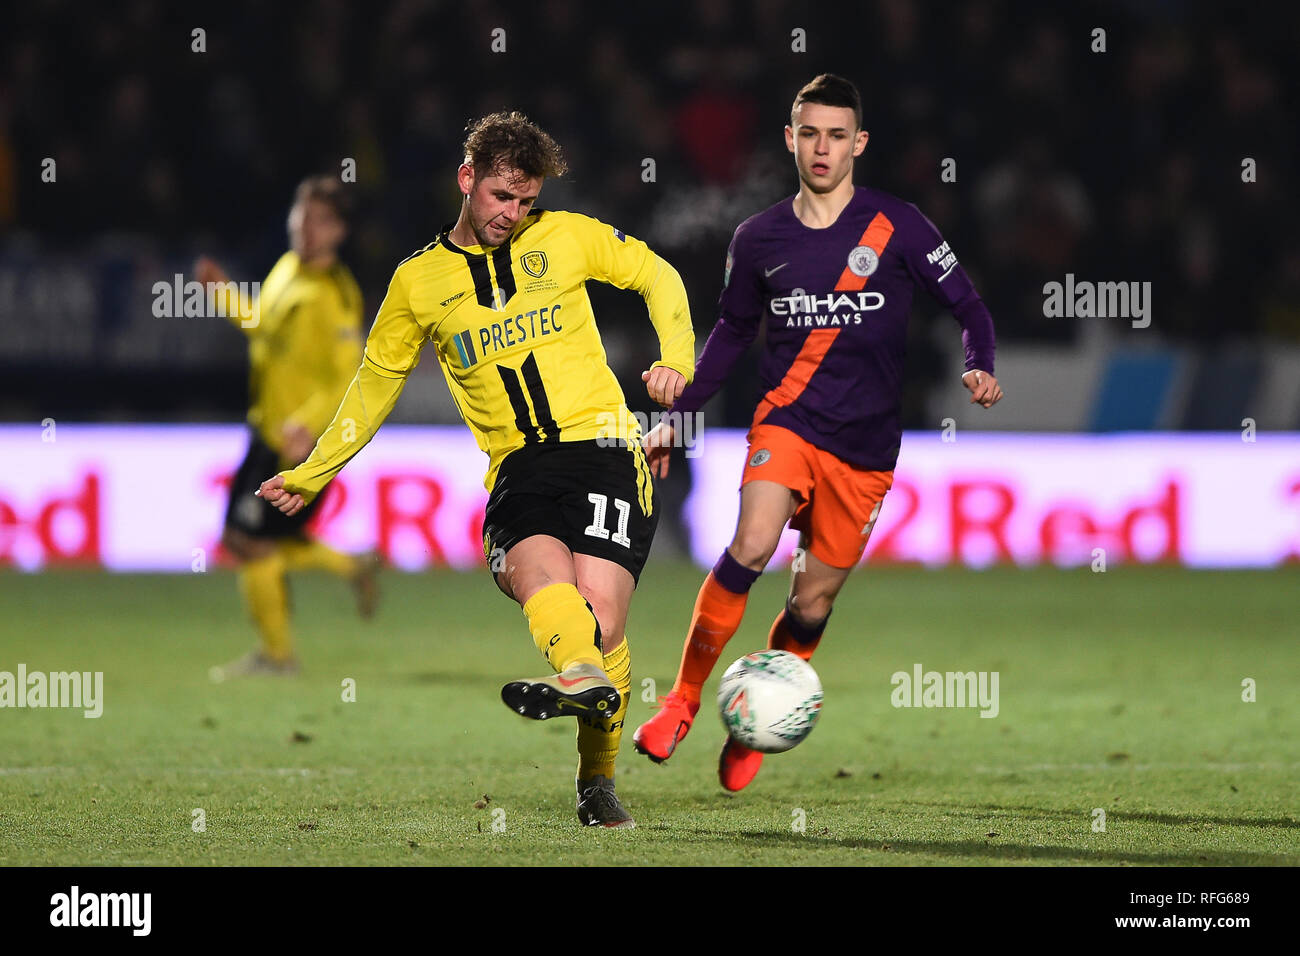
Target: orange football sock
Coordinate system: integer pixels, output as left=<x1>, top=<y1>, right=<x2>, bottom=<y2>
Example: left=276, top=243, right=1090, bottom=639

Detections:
left=671, top=556, right=759, bottom=704
left=767, top=604, right=829, bottom=661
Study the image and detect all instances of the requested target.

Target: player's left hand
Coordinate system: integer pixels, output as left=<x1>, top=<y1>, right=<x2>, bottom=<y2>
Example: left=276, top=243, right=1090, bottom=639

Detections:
left=642, top=421, right=676, bottom=479
left=281, top=422, right=315, bottom=464
left=962, top=369, right=1003, bottom=408
left=194, top=255, right=229, bottom=287
left=256, top=475, right=305, bottom=516
left=642, top=366, right=686, bottom=408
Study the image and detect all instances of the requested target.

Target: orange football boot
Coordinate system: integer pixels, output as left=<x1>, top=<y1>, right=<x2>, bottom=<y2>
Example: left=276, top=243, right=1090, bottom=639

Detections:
left=632, top=691, right=699, bottom=762
left=718, top=736, right=764, bottom=792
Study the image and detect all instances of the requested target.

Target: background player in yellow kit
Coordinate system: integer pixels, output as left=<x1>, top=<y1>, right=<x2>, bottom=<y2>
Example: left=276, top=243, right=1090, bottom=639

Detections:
left=257, top=113, right=695, bottom=827
left=198, top=176, right=380, bottom=682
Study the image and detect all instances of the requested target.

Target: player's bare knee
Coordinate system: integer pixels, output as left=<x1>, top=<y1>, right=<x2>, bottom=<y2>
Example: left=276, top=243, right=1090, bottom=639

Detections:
left=492, top=569, right=515, bottom=600
left=580, top=599, right=622, bottom=654
left=222, top=527, right=271, bottom=563
left=728, top=531, right=778, bottom=571
left=220, top=529, right=242, bottom=560
left=508, top=567, right=559, bottom=605
left=581, top=611, right=618, bottom=653
left=788, top=592, right=833, bottom=626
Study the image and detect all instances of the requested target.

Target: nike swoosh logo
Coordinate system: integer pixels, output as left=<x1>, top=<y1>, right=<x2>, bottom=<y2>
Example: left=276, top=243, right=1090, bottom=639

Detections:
left=764, top=263, right=788, bottom=277
left=556, top=675, right=590, bottom=688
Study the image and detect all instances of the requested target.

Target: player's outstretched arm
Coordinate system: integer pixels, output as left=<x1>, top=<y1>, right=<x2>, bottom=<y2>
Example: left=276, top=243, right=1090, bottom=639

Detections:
left=282, top=317, right=365, bottom=447
left=195, top=255, right=257, bottom=331
left=962, top=369, right=1004, bottom=408
left=633, top=253, right=695, bottom=390
left=256, top=265, right=424, bottom=508
left=194, top=256, right=228, bottom=287
left=257, top=360, right=409, bottom=509
left=901, top=204, right=1000, bottom=407
left=574, top=213, right=696, bottom=390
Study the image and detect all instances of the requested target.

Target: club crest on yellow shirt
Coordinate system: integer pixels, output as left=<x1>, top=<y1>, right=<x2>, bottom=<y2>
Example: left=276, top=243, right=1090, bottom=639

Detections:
left=520, top=251, right=548, bottom=278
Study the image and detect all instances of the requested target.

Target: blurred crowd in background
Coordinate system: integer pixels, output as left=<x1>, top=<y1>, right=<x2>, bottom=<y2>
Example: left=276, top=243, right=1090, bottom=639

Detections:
left=0, top=0, right=1296, bottom=428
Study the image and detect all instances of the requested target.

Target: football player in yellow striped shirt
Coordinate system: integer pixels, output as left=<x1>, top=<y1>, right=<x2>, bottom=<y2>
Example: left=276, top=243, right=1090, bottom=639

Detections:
left=198, top=176, right=380, bottom=682
left=258, top=113, right=695, bottom=827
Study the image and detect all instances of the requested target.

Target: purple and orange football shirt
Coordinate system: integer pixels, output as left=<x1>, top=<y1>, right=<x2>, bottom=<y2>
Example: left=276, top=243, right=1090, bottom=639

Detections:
left=672, top=186, right=996, bottom=471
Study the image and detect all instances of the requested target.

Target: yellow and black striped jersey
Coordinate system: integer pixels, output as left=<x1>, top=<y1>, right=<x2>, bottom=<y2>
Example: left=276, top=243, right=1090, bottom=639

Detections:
left=215, top=251, right=364, bottom=460
left=280, top=209, right=695, bottom=495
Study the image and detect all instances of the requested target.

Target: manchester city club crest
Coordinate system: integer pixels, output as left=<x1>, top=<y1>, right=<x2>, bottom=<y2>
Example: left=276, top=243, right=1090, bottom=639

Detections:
left=847, top=245, right=879, bottom=277
left=520, top=251, right=548, bottom=277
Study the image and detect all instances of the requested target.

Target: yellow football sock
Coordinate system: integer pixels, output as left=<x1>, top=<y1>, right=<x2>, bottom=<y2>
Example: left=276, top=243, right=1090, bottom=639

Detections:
left=522, top=582, right=603, bottom=672
left=276, top=538, right=357, bottom=578
left=577, top=637, right=631, bottom=781
left=237, top=552, right=293, bottom=662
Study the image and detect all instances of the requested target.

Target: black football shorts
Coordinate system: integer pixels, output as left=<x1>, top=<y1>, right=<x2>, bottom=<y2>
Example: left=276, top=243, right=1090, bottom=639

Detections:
left=482, top=438, right=658, bottom=585
left=223, top=430, right=327, bottom=539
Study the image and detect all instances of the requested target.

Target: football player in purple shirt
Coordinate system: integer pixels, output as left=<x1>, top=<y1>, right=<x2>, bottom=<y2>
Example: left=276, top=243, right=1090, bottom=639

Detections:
left=633, top=74, right=1004, bottom=791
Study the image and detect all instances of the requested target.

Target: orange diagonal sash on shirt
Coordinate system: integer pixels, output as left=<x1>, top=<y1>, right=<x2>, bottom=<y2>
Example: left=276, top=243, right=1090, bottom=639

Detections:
left=751, top=211, right=896, bottom=428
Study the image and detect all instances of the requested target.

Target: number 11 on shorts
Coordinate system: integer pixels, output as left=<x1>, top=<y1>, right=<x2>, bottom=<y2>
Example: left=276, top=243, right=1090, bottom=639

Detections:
left=586, top=493, right=632, bottom=548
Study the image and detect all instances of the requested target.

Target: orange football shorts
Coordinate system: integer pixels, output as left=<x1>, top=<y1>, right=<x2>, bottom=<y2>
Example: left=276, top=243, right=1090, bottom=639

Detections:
left=740, top=423, right=894, bottom=569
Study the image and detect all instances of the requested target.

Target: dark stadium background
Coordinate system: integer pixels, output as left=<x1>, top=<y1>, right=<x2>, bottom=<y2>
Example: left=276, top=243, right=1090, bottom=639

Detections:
left=2, top=0, right=1299, bottom=885
left=0, top=0, right=1296, bottom=554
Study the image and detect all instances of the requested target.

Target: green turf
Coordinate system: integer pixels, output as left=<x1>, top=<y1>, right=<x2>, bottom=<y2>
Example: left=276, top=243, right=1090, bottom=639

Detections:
left=0, top=564, right=1296, bottom=866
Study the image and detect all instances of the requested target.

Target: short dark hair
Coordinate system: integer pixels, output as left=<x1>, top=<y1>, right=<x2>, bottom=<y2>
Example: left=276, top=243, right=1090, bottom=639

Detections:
left=293, top=175, right=350, bottom=224
left=790, top=74, right=863, bottom=130
left=463, top=111, right=568, bottom=181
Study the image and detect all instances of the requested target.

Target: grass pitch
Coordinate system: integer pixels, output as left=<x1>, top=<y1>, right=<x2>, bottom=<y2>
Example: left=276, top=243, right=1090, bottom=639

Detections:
left=0, top=563, right=1296, bottom=866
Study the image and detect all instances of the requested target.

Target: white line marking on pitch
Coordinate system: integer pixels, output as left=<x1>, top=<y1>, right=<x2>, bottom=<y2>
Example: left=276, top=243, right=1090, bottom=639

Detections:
left=973, top=762, right=1300, bottom=773
left=0, top=767, right=359, bottom=776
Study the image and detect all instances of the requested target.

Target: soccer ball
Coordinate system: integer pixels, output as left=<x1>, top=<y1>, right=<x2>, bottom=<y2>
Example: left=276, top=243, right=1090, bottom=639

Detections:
left=717, top=650, right=823, bottom=753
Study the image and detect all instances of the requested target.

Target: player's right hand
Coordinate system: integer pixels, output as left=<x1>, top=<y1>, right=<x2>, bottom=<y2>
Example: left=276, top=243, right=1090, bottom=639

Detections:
left=642, top=421, right=676, bottom=479
left=642, top=366, right=686, bottom=408
left=256, top=475, right=305, bottom=516
left=962, top=369, right=1004, bottom=408
left=194, top=255, right=229, bottom=287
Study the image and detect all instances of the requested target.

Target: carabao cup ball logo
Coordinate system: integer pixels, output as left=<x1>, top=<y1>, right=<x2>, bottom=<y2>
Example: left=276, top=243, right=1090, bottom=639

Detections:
left=847, top=245, right=879, bottom=277
left=521, top=251, right=548, bottom=278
